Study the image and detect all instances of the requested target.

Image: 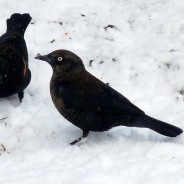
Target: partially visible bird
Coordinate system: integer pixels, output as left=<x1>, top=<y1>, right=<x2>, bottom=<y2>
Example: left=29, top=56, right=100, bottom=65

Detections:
left=35, top=50, right=183, bottom=145
left=0, top=13, right=32, bottom=102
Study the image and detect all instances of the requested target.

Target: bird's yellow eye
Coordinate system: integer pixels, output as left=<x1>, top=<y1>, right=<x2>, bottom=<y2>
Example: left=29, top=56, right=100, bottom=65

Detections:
left=57, top=57, right=63, bottom=61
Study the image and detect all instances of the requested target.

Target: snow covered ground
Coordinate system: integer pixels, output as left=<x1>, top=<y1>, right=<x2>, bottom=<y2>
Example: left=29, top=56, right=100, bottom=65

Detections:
left=1, top=0, right=184, bottom=183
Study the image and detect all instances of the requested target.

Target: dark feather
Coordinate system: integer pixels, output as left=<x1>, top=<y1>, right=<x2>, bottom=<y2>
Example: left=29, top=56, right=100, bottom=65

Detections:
left=54, top=75, right=145, bottom=115
left=0, top=13, right=32, bottom=101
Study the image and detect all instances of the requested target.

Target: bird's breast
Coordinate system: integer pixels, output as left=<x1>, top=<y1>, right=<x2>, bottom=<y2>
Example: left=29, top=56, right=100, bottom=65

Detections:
left=50, top=80, right=88, bottom=129
left=50, top=80, right=65, bottom=113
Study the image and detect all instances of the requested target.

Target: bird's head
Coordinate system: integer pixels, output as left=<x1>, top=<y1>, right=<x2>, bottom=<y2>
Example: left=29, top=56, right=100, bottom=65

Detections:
left=35, top=50, right=85, bottom=76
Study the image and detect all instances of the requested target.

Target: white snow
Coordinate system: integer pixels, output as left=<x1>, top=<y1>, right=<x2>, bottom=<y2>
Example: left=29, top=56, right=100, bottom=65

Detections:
left=1, top=0, right=184, bottom=183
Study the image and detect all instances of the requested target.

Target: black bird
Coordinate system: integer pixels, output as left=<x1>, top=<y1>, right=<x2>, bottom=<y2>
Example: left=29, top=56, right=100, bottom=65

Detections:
left=0, top=13, right=32, bottom=102
left=35, top=50, right=183, bottom=145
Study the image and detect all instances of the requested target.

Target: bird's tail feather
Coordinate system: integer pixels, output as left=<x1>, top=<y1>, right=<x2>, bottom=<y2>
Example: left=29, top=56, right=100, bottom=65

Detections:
left=127, top=115, right=183, bottom=137
left=6, top=13, right=32, bottom=33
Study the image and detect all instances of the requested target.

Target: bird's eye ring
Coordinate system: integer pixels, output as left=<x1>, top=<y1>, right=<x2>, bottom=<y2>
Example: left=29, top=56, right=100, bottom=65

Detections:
left=57, top=57, right=63, bottom=61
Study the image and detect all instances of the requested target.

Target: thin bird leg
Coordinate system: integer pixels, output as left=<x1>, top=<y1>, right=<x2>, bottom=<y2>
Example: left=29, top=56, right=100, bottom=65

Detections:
left=18, top=91, right=24, bottom=102
left=70, top=130, right=89, bottom=145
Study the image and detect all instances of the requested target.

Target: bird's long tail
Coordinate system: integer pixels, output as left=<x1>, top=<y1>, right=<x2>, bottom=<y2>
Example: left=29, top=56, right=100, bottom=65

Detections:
left=126, top=115, right=183, bottom=137
left=6, top=13, right=32, bottom=33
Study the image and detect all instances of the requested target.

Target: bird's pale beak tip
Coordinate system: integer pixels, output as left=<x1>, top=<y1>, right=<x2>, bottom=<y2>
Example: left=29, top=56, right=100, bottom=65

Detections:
left=34, top=53, right=41, bottom=59
left=35, top=54, right=51, bottom=63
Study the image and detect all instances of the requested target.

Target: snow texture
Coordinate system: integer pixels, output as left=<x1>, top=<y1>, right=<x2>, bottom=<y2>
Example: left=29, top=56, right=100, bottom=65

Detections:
left=1, top=0, right=184, bottom=183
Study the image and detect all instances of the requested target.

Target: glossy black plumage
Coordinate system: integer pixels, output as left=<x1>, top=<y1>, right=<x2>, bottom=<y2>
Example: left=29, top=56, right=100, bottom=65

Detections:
left=35, top=50, right=183, bottom=144
left=0, top=13, right=32, bottom=102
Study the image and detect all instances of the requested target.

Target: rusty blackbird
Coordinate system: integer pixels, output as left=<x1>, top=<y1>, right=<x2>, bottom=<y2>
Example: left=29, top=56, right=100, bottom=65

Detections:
left=35, top=50, right=183, bottom=145
left=0, top=13, right=32, bottom=102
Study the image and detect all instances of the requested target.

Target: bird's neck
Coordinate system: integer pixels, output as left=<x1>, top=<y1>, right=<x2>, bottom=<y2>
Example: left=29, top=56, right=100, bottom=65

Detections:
left=52, top=69, right=85, bottom=82
left=51, top=72, right=72, bottom=82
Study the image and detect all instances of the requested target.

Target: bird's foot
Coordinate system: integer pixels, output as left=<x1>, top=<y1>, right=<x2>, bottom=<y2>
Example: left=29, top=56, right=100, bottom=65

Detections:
left=18, top=91, right=24, bottom=102
left=70, top=130, right=89, bottom=145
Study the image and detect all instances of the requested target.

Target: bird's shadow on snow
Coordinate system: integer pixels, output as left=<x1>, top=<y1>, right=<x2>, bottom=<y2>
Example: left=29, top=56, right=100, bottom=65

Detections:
left=66, top=126, right=184, bottom=147
left=0, top=95, right=21, bottom=107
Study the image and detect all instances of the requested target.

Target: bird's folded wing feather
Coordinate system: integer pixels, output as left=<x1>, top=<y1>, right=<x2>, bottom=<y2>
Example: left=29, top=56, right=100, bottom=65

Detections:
left=58, top=83, right=145, bottom=115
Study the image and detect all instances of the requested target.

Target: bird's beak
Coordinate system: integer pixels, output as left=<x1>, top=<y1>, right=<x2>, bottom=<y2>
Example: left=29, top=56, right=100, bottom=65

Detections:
left=35, top=53, right=51, bottom=63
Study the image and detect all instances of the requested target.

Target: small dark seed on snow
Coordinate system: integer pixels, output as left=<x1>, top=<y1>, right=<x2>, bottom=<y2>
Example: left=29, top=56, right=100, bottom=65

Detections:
left=170, top=49, right=175, bottom=52
left=50, top=39, right=55, bottom=43
left=89, top=60, right=94, bottom=66
left=112, top=58, right=117, bottom=62
left=104, top=25, right=118, bottom=30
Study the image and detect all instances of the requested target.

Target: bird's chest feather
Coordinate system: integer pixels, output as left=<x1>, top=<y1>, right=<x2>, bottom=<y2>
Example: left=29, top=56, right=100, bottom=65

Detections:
left=50, top=80, right=65, bottom=113
left=50, top=79, right=87, bottom=127
left=50, top=80, right=74, bottom=116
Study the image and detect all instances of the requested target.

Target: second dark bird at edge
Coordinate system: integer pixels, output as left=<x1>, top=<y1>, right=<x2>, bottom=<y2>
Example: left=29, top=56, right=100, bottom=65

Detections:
left=0, top=13, right=32, bottom=102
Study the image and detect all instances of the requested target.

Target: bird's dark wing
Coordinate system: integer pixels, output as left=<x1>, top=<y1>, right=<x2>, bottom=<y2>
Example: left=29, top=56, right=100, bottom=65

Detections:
left=57, top=81, right=145, bottom=115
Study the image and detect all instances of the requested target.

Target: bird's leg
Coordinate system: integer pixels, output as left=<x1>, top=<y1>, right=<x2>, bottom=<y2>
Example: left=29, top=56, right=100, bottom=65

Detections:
left=18, top=91, right=24, bottom=102
left=70, top=130, right=89, bottom=145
